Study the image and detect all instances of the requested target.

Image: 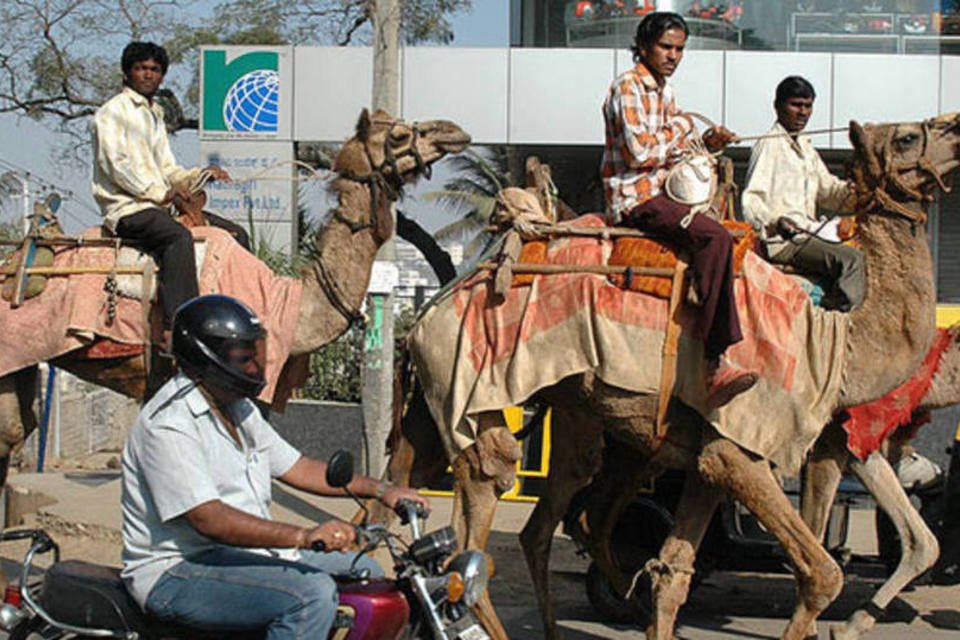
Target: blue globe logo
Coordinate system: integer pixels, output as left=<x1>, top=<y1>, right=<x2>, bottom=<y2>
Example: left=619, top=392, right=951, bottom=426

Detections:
left=223, top=69, right=279, bottom=132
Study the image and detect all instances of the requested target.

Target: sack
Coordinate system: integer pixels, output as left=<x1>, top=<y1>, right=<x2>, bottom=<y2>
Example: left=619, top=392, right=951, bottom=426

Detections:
left=664, top=153, right=718, bottom=209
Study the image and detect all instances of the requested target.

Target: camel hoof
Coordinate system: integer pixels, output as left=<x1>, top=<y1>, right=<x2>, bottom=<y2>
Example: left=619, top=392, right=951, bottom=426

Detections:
left=829, top=622, right=858, bottom=640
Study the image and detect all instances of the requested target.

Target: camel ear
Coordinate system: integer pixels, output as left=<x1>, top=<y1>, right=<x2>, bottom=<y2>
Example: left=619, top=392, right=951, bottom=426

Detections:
left=848, top=120, right=866, bottom=150
left=356, top=108, right=372, bottom=141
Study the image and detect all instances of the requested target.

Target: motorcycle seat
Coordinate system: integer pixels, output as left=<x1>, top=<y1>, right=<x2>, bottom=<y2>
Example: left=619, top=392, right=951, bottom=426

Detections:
left=41, top=560, right=264, bottom=640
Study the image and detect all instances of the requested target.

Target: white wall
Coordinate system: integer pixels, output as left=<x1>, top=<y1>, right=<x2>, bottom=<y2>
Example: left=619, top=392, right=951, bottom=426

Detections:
left=291, top=47, right=959, bottom=149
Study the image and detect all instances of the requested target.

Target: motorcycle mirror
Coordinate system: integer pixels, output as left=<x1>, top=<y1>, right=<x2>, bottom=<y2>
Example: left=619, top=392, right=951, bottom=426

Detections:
left=326, top=450, right=354, bottom=489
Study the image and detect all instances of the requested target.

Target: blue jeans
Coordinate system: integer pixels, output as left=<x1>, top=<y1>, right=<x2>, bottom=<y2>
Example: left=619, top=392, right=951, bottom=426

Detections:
left=144, top=547, right=383, bottom=640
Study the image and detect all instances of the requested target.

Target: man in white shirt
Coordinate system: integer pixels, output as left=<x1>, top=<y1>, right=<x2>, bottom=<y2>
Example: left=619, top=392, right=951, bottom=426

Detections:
left=122, top=295, right=430, bottom=639
left=91, top=42, right=230, bottom=338
left=742, top=76, right=864, bottom=311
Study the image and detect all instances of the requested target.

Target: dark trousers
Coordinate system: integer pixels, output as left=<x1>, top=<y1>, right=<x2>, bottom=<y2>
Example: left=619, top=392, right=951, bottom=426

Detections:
left=204, top=211, right=251, bottom=252
left=623, top=194, right=743, bottom=360
left=115, top=209, right=198, bottom=328
left=772, top=236, right=865, bottom=312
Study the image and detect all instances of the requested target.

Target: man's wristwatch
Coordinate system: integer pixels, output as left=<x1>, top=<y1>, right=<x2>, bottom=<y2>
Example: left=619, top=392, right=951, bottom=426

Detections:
left=375, top=482, right=389, bottom=502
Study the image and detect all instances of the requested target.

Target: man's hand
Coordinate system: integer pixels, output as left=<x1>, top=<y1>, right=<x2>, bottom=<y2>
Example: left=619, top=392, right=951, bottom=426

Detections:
left=161, top=184, right=192, bottom=206
left=777, top=216, right=805, bottom=238
left=204, top=165, right=231, bottom=182
left=303, top=520, right=356, bottom=552
left=703, top=126, right=738, bottom=152
left=379, top=486, right=431, bottom=514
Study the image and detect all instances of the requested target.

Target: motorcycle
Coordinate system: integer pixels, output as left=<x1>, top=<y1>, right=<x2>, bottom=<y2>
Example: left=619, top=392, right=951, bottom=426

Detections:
left=0, top=450, right=491, bottom=640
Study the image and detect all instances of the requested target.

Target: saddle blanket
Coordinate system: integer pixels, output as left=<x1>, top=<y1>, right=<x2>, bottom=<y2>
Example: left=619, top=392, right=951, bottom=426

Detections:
left=411, top=215, right=850, bottom=475
left=0, top=226, right=306, bottom=409
left=841, top=327, right=953, bottom=460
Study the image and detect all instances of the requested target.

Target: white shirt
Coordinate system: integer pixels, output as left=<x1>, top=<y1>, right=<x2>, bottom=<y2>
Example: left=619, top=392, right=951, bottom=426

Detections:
left=742, top=121, right=852, bottom=257
left=91, top=87, right=200, bottom=232
left=121, top=372, right=301, bottom=608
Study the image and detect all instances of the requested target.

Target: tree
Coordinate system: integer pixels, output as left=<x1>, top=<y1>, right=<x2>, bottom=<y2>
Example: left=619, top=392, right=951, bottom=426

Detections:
left=0, top=0, right=472, bottom=143
left=426, top=146, right=511, bottom=258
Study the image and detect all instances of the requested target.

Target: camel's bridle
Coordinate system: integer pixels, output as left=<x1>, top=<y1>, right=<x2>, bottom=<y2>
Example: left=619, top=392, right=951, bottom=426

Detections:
left=315, top=117, right=431, bottom=328
left=334, top=117, right=431, bottom=233
left=855, top=117, right=955, bottom=226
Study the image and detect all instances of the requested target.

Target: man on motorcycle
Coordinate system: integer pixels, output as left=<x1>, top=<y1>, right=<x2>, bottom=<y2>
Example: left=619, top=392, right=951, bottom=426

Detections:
left=121, top=294, right=430, bottom=639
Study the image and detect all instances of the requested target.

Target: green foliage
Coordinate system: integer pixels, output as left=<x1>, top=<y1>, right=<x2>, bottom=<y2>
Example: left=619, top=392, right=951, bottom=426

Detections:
left=303, top=325, right=365, bottom=402
left=427, top=146, right=511, bottom=256
left=300, top=304, right=419, bottom=403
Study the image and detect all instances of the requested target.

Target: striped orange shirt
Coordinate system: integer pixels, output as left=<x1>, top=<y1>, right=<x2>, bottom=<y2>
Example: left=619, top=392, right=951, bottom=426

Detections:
left=600, top=62, right=693, bottom=220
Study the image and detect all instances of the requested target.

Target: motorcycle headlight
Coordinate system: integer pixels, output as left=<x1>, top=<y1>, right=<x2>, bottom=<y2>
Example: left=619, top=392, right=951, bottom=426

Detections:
left=446, top=550, right=488, bottom=607
left=409, top=526, right=457, bottom=565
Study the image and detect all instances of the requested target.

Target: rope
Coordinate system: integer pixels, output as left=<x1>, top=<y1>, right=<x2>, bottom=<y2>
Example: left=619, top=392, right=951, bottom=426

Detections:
left=680, top=111, right=847, bottom=144
left=191, top=160, right=332, bottom=192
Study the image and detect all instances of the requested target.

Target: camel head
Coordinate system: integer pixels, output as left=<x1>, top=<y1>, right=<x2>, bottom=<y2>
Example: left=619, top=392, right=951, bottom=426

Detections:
left=849, top=112, right=960, bottom=221
left=335, top=108, right=471, bottom=186
left=330, top=109, right=470, bottom=241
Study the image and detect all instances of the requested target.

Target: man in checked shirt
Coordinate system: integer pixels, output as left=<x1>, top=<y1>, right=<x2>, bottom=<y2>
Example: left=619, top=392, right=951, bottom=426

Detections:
left=601, top=11, right=756, bottom=411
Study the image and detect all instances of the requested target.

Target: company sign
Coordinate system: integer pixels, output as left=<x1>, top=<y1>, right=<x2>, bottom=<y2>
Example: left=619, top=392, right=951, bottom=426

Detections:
left=201, top=46, right=292, bottom=140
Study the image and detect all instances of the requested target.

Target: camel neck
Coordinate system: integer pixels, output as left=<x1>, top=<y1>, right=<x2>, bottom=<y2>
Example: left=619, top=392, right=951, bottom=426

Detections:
left=290, top=179, right=385, bottom=355
left=840, top=211, right=936, bottom=407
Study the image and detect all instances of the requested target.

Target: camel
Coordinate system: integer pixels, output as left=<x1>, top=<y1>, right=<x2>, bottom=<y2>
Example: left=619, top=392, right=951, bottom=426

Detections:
left=382, top=112, right=960, bottom=640
left=568, top=322, right=960, bottom=640
left=0, top=108, right=470, bottom=496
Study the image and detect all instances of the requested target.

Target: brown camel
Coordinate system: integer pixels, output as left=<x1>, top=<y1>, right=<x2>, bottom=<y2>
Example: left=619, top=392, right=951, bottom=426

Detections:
left=569, top=323, right=960, bottom=640
left=0, top=108, right=469, bottom=495
left=381, top=112, right=960, bottom=640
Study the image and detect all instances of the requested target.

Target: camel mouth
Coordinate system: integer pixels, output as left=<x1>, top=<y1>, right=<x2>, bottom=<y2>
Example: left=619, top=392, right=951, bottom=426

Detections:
left=437, top=132, right=472, bottom=154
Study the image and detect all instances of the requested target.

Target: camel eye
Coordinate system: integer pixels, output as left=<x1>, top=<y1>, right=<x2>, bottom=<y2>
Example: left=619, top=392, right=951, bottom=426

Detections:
left=894, top=132, right=919, bottom=148
left=389, top=127, right=411, bottom=144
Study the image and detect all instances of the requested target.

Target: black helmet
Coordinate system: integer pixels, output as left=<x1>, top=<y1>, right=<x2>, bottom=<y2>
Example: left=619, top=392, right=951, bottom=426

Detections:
left=172, top=295, right=267, bottom=398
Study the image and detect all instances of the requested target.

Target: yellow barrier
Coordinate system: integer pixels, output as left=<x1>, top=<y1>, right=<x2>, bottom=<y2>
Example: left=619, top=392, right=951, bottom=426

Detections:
left=421, top=406, right=552, bottom=503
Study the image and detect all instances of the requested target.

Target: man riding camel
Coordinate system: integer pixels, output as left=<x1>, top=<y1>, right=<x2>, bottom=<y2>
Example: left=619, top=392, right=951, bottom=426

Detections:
left=91, top=41, right=232, bottom=346
left=600, top=11, right=756, bottom=410
left=742, top=75, right=864, bottom=312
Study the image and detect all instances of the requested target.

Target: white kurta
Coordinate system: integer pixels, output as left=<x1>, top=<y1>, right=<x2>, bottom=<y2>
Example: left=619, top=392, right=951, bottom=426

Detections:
left=742, top=121, right=851, bottom=258
left=91, top=87, right=200, bottom=232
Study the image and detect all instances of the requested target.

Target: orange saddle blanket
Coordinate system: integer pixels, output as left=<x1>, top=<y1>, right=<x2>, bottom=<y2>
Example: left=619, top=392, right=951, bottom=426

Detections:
left=512, top=219, right=756, bottom=298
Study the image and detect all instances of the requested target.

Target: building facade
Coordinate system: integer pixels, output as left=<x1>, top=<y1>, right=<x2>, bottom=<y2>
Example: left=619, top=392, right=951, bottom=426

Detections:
left=199, top=0, right=960, bottom=304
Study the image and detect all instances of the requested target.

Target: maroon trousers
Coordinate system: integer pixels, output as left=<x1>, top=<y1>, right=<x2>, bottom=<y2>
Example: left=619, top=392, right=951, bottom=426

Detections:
left=622, top=194, right=743, bottom=360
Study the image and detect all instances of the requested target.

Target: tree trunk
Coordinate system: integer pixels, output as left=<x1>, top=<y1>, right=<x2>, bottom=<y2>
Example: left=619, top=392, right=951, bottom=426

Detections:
left=397, top=211, right=456, bottom=286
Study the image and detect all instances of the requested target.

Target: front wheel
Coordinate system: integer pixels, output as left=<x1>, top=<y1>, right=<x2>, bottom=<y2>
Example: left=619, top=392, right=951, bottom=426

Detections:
left=585, top=560, right=653, bottom=625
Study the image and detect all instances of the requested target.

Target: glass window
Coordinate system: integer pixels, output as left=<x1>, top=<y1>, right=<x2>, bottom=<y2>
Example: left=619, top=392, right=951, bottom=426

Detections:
left=513, top=0, right=960, bottom=54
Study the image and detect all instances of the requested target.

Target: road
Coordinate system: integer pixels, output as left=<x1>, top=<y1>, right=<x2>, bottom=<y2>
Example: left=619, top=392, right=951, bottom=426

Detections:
left=2, top=469, right=959, bottom=639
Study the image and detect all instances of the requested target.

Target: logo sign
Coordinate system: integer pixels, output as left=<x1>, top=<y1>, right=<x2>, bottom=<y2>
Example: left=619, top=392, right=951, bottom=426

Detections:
left=201, top=47, right=292, bottom=140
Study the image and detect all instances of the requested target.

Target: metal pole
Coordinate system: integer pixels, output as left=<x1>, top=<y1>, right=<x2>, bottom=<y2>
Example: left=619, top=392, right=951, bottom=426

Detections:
left=21, top=173, right=29, bottom=236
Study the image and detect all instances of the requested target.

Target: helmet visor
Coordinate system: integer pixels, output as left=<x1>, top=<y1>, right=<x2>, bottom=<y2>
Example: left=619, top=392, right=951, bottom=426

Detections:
left=222, top=337, right=267, bottom=386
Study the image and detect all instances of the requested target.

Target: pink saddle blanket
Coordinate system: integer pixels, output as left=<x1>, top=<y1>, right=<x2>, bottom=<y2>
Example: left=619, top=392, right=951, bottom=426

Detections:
left=0, top=226, right=307, bottom=409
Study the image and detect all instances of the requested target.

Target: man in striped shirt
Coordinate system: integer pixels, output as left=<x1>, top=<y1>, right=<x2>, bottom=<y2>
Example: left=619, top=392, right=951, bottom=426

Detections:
left=601, top=12, right=755, bottom=410
left=92, top=42, right=231, bottom=345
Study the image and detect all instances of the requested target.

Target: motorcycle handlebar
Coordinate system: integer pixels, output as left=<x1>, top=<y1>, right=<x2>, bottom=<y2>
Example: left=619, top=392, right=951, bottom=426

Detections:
left=394, top=498, right=428, bottom=524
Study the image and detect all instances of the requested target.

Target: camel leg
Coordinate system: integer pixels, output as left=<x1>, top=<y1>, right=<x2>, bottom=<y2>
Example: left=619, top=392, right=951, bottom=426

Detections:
left=801, top=422, right=848, bottom=542
left=645, top=469, right=721, bottom=640
left=450, top=411, right=521, bottom=640
left=829, top=451, right=939, bottom=640
left=798, top=422, right=848, bottom=639
left=519, top=408, right=604, bottom=640
left=0, top=366, right=39, bottom=487
left=698, top=436, right=843, bottom=640
left=577, top=444, right=662, bottom=601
